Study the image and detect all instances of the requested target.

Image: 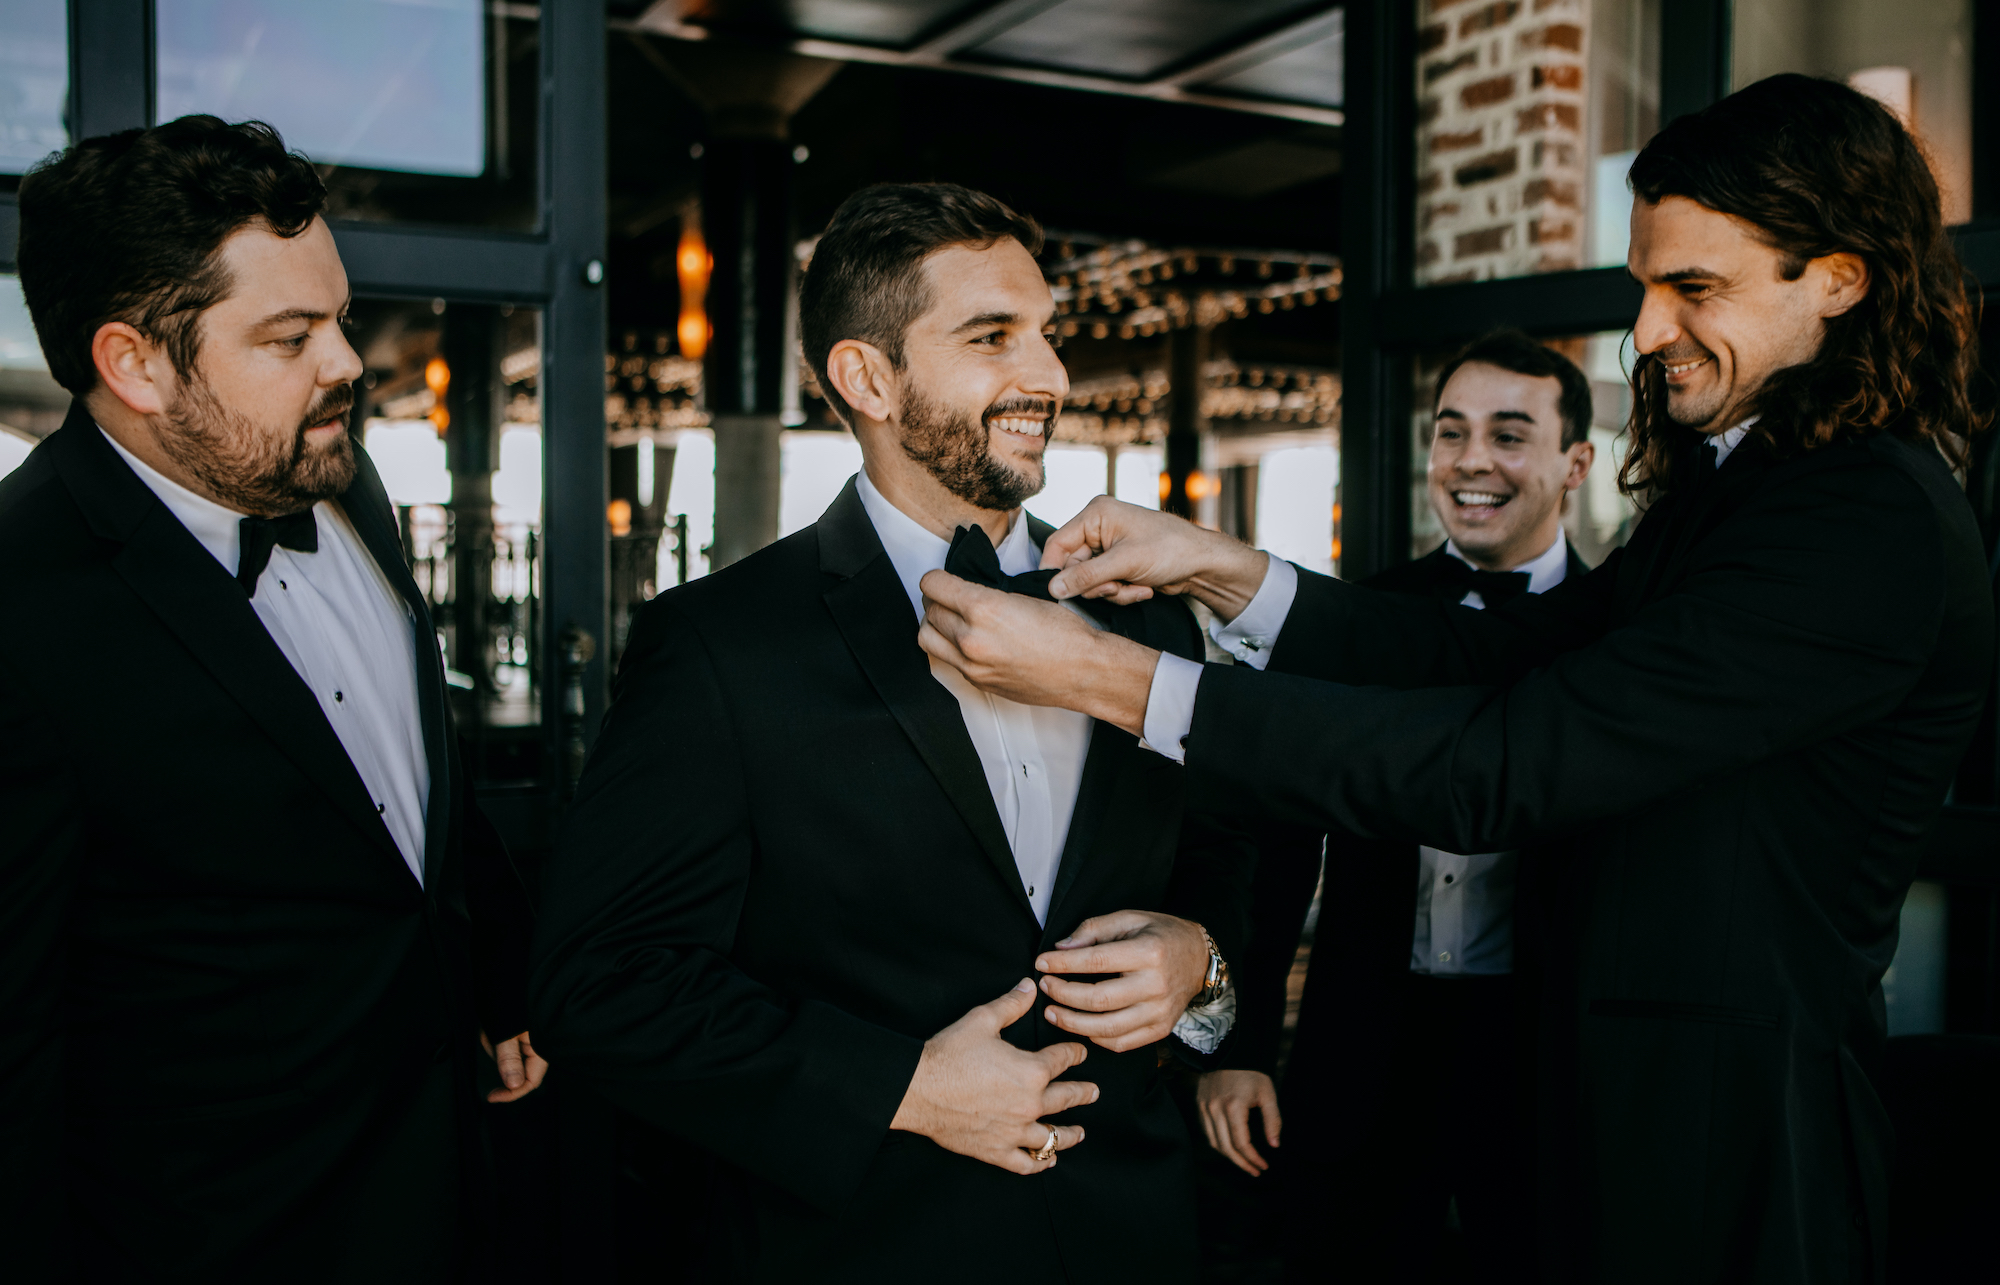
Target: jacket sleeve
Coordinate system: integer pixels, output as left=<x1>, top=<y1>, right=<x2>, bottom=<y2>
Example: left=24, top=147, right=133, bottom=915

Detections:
left=1206, top=823, right=1325, bottom=1076
left=0, top=673, right=80, bottom=1278
left=1266, top=545, right=1624, bottom=689
left=462, top=781, right=535, bottom=1043
left=1188, top=459, right=1981, bottom=852
left=528, top=600, right=923, bottom=1212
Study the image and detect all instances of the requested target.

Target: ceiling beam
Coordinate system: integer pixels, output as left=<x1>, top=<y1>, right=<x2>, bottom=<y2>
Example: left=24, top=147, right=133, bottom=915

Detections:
left=908, top=0, right=1070, bottom=60
left=620, top=2, right=1344, bottom=127
left=1152, top=6, right=1343, bottom=91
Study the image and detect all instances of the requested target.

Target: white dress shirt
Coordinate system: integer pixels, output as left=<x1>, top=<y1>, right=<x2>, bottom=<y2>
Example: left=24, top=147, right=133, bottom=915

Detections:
left=103, top=430, right=431, bottom=884
left=1710, top=418, right=1754, bottom=468
left=857, top=469, right=1091, bottom=926
left=1141, top=530, right=1575, bottom=977
left=857, top=470, right=1233, bottom=1049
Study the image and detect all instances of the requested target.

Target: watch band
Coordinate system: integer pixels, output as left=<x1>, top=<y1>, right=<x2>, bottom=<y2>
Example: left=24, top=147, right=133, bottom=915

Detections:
left=1193, top=925, right=1229, bottom=1008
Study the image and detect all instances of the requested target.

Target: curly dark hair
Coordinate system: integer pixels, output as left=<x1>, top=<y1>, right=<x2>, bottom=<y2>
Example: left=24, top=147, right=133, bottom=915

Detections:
left=16, top=115, right=327, bottom=396
left=1620, top=74, right=1984, bottom=495
left=800, top=182, right=1043, bottom=427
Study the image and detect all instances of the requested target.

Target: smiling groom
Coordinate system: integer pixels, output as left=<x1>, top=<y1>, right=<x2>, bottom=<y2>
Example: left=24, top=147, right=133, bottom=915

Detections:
left=529, top=183, right=1251, bottom=1283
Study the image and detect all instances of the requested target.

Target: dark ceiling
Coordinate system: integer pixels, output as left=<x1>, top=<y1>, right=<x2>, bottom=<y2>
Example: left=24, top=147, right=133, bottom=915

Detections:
left=603, top=2, right=1345, bottom=369
left=613, top=0, right=1345, bottom=115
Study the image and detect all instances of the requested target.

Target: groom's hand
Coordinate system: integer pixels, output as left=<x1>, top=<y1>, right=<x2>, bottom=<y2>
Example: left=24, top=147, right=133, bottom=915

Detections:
left=1036, top=911, right=1210, bottom=1052
left=890, top=979, right=1097, bottom=1174
left=919, top=570, right=1158, bottom=735
left=1040, top=496, right=1270, bottom=621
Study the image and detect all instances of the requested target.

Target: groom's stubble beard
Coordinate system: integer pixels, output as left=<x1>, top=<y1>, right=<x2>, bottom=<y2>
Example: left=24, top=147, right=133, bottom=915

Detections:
left=897, top=382, right=1055, bottom=512
left=157, top=367, right=358, bottom=516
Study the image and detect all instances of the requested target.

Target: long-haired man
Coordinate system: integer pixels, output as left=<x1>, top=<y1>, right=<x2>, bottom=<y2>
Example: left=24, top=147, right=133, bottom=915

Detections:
left=917, top=75, right=1993, bottom=1283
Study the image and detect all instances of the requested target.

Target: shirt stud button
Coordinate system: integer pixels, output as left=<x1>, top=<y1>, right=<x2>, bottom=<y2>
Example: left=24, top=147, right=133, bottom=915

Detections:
left=1439, top=951, right=1452, bottom=962
left=278, top=580, right=287, bottom=590
left=334, top=691, right=344, bottom=703
left=1443, top=873, right=1454, bottom=884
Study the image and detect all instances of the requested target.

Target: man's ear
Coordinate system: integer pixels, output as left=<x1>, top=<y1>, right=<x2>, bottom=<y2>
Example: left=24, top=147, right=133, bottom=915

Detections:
left=1814, top=251, right=1870, bottom=319
left=825, top=339, right=899, bottom=425
left=90, top=321, right=176, bottom=417
left=1563, top=438, right=1595, bottom=492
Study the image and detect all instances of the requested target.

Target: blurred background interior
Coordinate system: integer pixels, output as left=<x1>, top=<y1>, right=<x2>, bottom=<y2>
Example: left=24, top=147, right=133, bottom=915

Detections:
left=3, top=2, right=1999, bottom=1280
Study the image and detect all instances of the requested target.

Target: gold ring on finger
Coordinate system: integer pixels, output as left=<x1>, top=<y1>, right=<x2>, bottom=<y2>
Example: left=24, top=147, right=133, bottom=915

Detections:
left=1031, top=1127, right=1058, bottom=1162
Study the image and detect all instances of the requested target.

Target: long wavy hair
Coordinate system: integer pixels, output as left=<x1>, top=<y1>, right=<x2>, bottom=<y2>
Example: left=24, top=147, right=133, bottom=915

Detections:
left=1619, top=74, right=1985, bottom=496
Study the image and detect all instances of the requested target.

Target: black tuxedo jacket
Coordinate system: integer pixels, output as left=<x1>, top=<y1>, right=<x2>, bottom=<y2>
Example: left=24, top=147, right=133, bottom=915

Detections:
left=1184, top=432, right=1993, bottom=1284
left=1217, top=542, right=1593, bottom=1085
left=530, top=477, right=1254, bottom=1283
left=0, top=404, right=534, bottom=1282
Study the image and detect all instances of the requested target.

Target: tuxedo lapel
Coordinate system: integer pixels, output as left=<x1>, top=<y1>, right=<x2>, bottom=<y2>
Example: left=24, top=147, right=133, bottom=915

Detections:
left=818, top=481, right=1035, bottom=921
left=338, top=448, right=453, bottom=886
left=46, top=410, right=411, bottom=877
left=1044, top=587, right=1200, bottom=927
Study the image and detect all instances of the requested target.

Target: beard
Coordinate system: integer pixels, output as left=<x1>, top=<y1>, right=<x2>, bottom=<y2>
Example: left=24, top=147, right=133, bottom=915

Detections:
left=157, top=372, right=357, bottom=516
left=897, top=385, right=1055, bottom=511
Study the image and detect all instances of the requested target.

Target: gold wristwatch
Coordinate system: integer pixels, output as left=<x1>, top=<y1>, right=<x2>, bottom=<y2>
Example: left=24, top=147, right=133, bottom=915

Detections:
left=1193, top=925, right=1230, bottom=1007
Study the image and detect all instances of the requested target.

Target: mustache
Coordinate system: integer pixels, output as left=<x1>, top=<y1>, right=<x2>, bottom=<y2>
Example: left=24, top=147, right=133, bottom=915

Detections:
left=298, top=384, right=356, bottom=437
left=1650, top=341, right=1713, bottom=368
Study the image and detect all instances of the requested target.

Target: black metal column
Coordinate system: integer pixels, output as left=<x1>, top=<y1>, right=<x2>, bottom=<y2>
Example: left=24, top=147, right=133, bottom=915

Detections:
left=1658, top=0, right=1733, bottom=127
left=442, top=305, right=502, bottom=699
left=539, top=0, right=609, bottom=777
left=703, top=136, right=793, bottom=567
left=1338, top=0, right=1411, bottom=580
left=69, top=0, right=151, bottom=138
left=1164, top=323, right=1206, bottom=519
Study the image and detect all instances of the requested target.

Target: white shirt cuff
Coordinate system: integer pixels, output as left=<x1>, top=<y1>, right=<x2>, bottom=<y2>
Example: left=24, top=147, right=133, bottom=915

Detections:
left=1209, top=555, right=1298, bottom=671
left=1173, top=982, right=1237, bottom=1055
left=1139, top=652, right=1204, bottom=764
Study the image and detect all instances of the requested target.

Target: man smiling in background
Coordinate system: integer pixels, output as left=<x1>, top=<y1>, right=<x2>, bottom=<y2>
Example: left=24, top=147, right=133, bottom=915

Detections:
left=1197, top=330, right=1593, bottom=1283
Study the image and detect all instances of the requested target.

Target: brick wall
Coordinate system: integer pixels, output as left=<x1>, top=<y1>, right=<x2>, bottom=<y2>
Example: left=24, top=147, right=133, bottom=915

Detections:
left=1415, top=0, right=1591, bottom=285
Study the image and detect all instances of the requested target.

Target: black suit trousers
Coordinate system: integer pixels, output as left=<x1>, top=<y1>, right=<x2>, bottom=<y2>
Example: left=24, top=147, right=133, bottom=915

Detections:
left=1283, top=974, right=1532, bottom=1285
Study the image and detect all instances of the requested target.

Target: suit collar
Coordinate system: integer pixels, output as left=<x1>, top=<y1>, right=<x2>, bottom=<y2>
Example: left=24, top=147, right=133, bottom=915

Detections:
left=45, top=401, right=435, bottom=892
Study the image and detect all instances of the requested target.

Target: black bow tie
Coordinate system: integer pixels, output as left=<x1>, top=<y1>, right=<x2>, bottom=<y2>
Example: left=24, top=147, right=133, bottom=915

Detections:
left=943, top=525, right=1126, bottom=633
left=237, top=509, right=319, bottom=597
left=1442, top=557, right=1531, bottom=609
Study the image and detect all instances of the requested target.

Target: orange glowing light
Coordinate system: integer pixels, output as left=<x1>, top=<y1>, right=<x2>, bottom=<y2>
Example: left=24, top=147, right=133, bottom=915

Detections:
left=424, top=357, right=451, bottom=435
left=1157, top=471, right=1171, bottom=503
left=1330, top=502, right=1342, bottom=524
left=607, top=499, right=633, bottom=537
left=1330, top=538, right=1343, bottom=561
left=1185, top=470, right=1212, bottom=501
left=676, top=221, right=712, bottom=361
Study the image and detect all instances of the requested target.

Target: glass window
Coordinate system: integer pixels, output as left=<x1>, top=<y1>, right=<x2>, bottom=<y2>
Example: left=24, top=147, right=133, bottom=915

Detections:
left=1, top=273, right=64, bottom=480
left=1410, top=331, right=1639, bottom=568
left=0, top=0, right=68, bottom=177
left=156, top=1, right=540, bottom=230
left=352, top=297, right=544, bottom=775
left=779, top=429, right=863, bottom=538
left=1732, top=0, right=1972, bottom=224
left=1414, top=0, right=1660, bottom=285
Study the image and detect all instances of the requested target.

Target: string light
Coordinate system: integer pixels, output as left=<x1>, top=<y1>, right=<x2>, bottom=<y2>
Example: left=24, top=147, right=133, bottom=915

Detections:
left=1045, top=238, right=1342, bottom=332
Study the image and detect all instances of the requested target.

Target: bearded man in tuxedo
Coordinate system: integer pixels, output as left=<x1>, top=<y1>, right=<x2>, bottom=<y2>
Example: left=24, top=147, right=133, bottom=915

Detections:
left=529, top=183, right=1251, bottom=1283
left=1198, top=330, right=1595, bottom=1283
left=0, top=117, right=541, bottom=1281
left=919, top=77, right=1992, bottom=1283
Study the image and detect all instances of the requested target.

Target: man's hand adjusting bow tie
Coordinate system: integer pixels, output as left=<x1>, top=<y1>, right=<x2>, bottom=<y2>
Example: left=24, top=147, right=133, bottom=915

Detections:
left=944, top=525, right=1123, bottom=632
left=921, top=529, right=1161, bottom=737
left=237, top=509, right=319, bottom=597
